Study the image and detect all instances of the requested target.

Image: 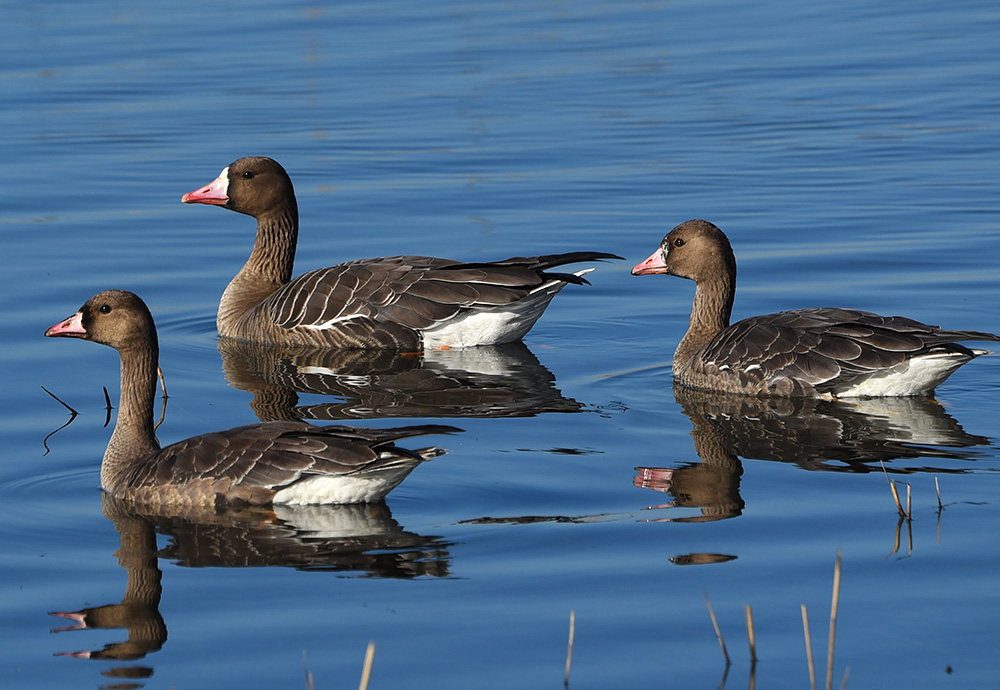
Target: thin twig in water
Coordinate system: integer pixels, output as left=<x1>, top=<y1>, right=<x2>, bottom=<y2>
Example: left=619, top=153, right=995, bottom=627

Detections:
left=564, top=610, right=575, bottom=687
left=839, top=666, right=850, bottom=690
left=825, top=551, right=842, bottom=690
left=103, top=386, right=113, bottom=428
left=802, top=605, right=816, bottom=690
left=880, top=461, right=905, bottom=518
left=40, top=386, right=79, bottom=456
left=906, top=483, right=912, bottom=521
left=744, top=604, right=757, bottom=662
left=936, top=477, right=943, bottom=544
left=359, top=641, right=375, bottom=690
left=41, top=385, right=78, bottom=416
left=157, top=365, right=169, bottom=399
left=703, top=590, right=730, bottom=665
left=154, top=390, right=167, bottom=435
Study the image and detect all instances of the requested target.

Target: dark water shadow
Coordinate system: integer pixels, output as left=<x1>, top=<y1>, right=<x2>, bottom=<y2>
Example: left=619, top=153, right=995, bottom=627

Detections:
left=50, top=493, right=451, bottom=686
left=218, top=338, right=584, bottom=421
left=635, top=384, right=992, bottom=526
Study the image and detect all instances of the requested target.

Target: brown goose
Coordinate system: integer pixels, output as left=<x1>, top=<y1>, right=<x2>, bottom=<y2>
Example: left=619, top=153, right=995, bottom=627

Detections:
left=44, top=290, right=459, bottom=507
left=632, top=219, right=1000, bottom=397
left=181, top=156, right=621, bottom=349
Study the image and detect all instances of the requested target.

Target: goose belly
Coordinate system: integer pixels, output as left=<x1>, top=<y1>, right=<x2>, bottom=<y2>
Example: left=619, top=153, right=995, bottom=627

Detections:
left=420, top=287, right=562, bottom=349
left=834, top=352, right=973, bottom=398
left=272, top=470, right=413, bottom=505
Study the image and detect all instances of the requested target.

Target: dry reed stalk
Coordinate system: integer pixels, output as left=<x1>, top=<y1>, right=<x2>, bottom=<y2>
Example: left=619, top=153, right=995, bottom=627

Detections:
left=156, top=365, right=168, bottom=399
left=703, top=590, right=730, bottom=665
left=825, top=551, right=842, bottom=690
left=564, top=610, right=575, bottom=687
left=906, top=483, right=912, bottom=520
left=359, top=641, right=375, bottom=690
left=880, top=461, right=905, bottom=518
left=744, top=604, right=757, bottom=662
left=802, top=605, right=816, bottom=690
left=935, top=477, right=942, bottom=511
left=839, top=666, right=850, bottom=690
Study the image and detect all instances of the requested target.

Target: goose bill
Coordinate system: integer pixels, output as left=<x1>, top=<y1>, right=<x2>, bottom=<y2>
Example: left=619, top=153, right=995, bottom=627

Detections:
left=631, top=249, right=668, bottom=275
left=45, top=311, right=86, bottom=338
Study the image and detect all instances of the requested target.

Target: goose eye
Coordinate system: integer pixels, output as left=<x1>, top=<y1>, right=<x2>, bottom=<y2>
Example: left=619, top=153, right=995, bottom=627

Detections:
left=673, top=237, right=685, bottom=248
left=242, top=170, right=256, bottom=179
left=99, top=304, right=112, bottom=314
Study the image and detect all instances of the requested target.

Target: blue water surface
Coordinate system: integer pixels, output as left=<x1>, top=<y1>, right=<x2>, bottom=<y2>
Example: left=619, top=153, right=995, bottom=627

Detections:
left=2, top=1, right=999, bottom=688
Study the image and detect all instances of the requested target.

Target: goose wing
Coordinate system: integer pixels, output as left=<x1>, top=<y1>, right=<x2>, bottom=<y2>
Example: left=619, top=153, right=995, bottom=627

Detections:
left=700, top=308, right=999, bottom=395
left=263, top=253, right=622, bottom=333
left=128, top=423, right=459, bottom=503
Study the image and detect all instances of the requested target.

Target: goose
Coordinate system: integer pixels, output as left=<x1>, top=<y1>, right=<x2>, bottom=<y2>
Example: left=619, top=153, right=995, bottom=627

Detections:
left=181, top=156, right=621, bottom=349
left=632, top=219, right=1000, bottom=397
left=44, top=290, right=459, bottom=507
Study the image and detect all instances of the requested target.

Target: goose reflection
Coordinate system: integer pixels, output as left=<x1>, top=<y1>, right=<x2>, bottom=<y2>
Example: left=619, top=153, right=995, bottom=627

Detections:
left=218, top=338, right=583, bottom=421
left=635, top=384, right=991, bottom=523
left=50, top=493, right=450, bottom=685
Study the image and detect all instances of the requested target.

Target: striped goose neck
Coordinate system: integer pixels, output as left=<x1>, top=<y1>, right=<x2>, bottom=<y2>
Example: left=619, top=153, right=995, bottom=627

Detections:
left=219, top=208, right=298, bottom=335
left=675, top=272, right=735, bottom=369
left=103, top=340, right=161, bottom=495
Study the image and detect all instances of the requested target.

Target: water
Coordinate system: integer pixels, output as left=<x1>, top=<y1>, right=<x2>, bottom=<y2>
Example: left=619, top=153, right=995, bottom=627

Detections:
left=3, top=1, right=999, bottom=688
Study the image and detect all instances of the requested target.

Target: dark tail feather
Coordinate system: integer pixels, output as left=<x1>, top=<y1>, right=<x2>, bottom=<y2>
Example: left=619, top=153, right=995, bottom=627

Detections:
left=454, top=251, right=623, bottom=286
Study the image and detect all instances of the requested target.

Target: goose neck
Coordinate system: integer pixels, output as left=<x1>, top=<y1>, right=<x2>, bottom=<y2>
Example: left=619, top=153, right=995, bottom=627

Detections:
left=103, top=341, right=160, bottom=493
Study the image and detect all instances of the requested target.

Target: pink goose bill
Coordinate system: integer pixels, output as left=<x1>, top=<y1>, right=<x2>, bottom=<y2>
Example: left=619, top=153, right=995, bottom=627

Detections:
left=631, top=249, right=668, bottom=275
left=181, top=167, right=230, bottom=205
left=45, top=311, right=87, bottom=338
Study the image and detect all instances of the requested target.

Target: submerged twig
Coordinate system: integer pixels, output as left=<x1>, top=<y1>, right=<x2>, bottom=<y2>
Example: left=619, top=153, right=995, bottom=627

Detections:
left=703, top=590, right=730, bottom=665
left=564, top=610, right=575, bottom=687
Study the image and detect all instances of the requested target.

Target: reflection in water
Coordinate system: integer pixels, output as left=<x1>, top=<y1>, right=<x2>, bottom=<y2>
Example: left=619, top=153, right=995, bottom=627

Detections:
left=218, top=338, right=584, bottom=421
left=51, top=494, right=450, bottom=686
left=635, top=384, right=991, bottom=524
